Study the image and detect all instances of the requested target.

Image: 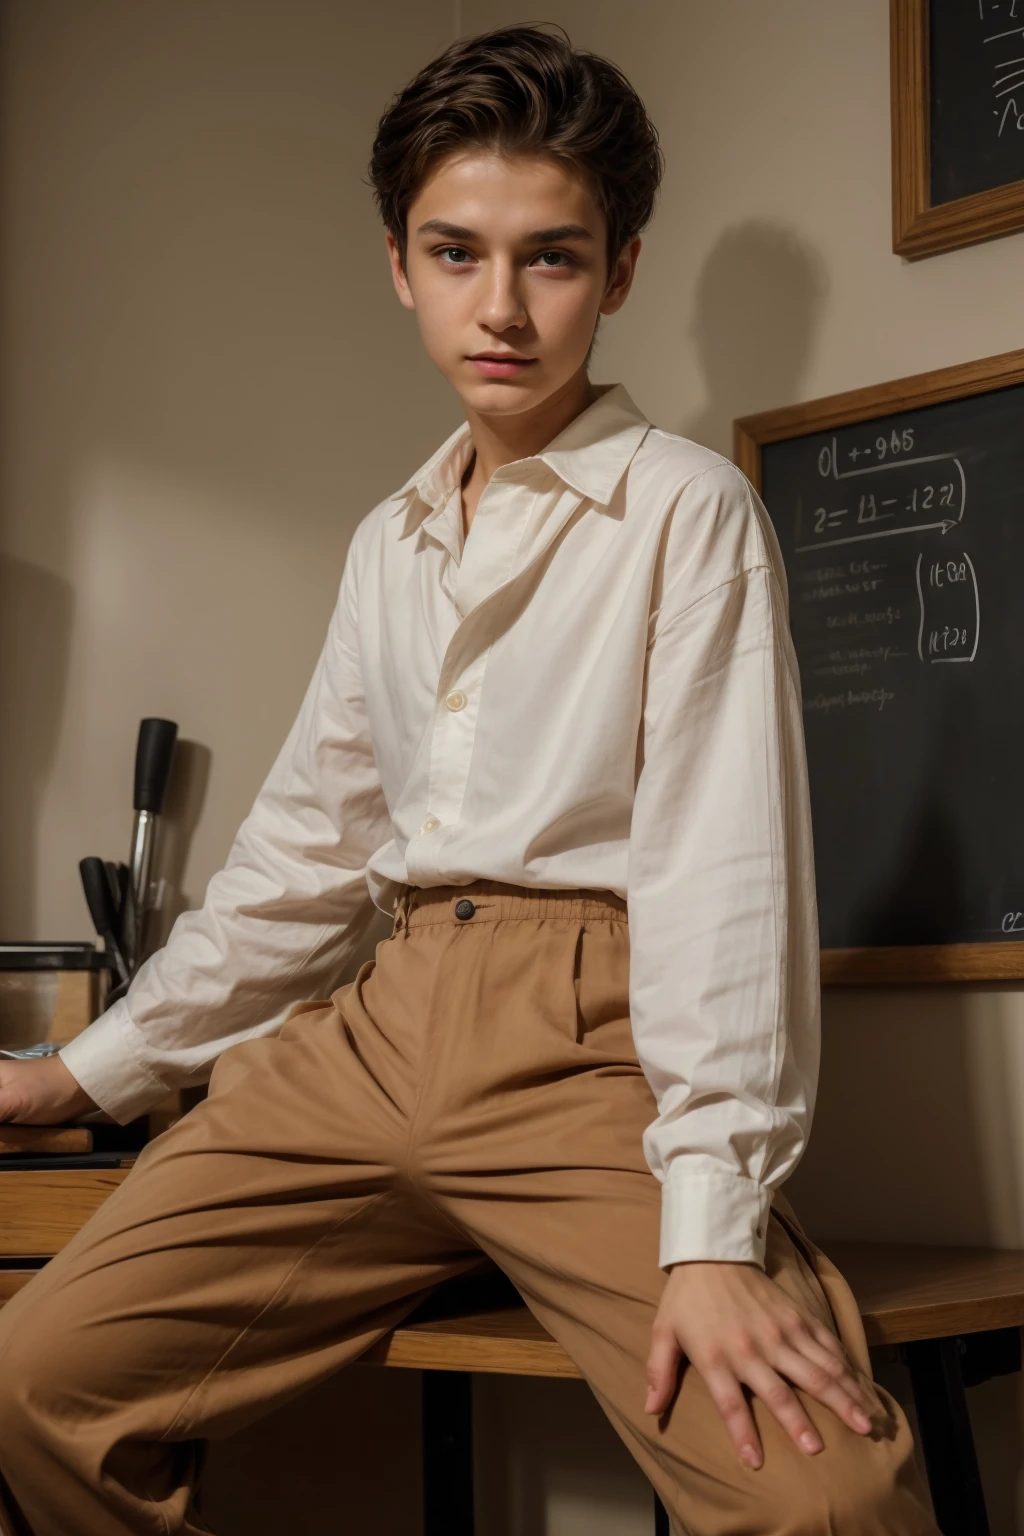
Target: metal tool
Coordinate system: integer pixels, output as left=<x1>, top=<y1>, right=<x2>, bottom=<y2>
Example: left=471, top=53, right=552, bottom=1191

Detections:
left=105, top=861, right=131, bottom=953
left=78, top=856, right=131, bottom=985
left=126, top=718, right=178, bottom=972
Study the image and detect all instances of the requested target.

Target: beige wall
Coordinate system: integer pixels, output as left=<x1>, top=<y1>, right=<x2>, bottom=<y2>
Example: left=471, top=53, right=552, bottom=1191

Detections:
left=1, top=3, right=451, bottom=1532
left=0, top=0, right=460, bottom=945
left=4, top=0, right=1024, bottom=1530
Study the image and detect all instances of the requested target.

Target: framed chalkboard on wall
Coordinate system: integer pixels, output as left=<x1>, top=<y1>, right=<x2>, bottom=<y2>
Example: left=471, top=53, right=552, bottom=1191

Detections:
left=891, top=0, right=1024, bottom=257
left=736, top=348, right=1024, bottom=984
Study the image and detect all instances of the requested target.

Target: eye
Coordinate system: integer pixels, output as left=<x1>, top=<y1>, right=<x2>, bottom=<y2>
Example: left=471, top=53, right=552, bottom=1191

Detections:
left=437, top=246, right=474, bottom=266
left=532, top=250, right=574, bottom=268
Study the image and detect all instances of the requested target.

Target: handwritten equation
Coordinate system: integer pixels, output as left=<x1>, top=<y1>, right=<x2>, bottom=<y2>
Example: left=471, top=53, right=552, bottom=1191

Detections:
left=978, top=0, right=1024, bottom=139
left=788, top=414, right=986, bottom=717
left=915, top=551, right=981, bottom=663
left=796, top=430, right=965, bottom=554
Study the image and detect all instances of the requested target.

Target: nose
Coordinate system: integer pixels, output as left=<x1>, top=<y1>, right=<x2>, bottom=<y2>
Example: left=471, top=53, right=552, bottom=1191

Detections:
left=478, top=257, right=527, bottom=333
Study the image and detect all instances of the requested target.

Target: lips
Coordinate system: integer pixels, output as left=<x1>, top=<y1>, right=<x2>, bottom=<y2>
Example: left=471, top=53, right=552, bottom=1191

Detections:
left=468, top=354, right=538, bottom=377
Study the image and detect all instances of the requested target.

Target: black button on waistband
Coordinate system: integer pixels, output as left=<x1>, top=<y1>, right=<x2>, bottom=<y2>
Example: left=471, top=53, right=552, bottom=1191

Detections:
left=454, top=899, right=476, bottom=921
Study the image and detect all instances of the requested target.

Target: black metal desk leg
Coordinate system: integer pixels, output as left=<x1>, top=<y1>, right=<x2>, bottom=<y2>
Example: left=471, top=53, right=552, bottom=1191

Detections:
left=902, top=1337, right=989, bottom=1536
left=422, top=1370, right=475, bottom=1536
left=654, top=1489, right=671, bottom=1535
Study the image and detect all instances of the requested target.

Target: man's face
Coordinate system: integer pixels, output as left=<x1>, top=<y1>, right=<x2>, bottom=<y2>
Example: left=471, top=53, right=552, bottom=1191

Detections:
left=387, top=151, right=639, bottom=419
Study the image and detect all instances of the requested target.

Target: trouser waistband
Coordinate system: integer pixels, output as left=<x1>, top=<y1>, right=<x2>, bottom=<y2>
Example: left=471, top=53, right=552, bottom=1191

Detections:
left=392, top=878, right=628, bottom=931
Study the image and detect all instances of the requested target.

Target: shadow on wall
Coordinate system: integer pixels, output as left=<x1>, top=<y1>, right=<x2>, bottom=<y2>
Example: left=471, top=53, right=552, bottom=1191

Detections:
left=0, top=548, right=213, bottom=949
left=0, top=557, right=74, bottom=938
left=683, top=221, right=828, bottom=455
left=149, top=738, right=213, bottom=951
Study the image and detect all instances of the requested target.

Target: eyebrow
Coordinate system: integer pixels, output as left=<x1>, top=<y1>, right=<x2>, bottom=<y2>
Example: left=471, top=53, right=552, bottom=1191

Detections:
left=415, top=219, right=595, bottom=243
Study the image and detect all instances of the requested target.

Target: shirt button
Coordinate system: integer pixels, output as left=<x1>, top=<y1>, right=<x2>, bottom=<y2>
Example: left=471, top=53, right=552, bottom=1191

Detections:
left=454, top=899, right=476, bottom=921
left=421, top=815, right=440, bottom=833
left=445, top=690, right=467, bottom=712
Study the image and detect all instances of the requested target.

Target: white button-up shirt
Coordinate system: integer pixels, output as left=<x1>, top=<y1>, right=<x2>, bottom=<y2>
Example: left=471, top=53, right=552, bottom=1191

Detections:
left=61, top=383, right=821, bottom=1269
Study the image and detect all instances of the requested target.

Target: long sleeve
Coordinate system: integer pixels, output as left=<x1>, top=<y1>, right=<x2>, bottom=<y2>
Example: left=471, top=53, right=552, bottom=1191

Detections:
left=627, top=530, right=821, bottom=1270
left=60, top=525, right=394, bottom=1124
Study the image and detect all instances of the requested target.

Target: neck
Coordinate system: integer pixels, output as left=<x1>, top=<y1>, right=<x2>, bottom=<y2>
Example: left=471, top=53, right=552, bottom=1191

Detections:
left=459, top=368, right=598, bottom=527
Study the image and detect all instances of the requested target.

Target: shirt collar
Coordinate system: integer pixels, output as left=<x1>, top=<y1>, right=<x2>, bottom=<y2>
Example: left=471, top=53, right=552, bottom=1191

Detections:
left=387, top=383, right=650, bottom=521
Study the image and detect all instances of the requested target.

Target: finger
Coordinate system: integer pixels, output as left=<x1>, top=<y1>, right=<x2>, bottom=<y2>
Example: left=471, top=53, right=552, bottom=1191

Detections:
left=802, top=1322, right=888, bottom=1416
left=738, top=1359, right=823, bottom=1455
left=805, top=1318, right=849, bottom=1363
left=782, top=1328, right=879, bottom=1417
left=644, top=1325, right=682, bottom=1417
left=770, top=1342, right=875, bottom=1434
left=774, top=1300, right=882, bottom=1408
left=702, top=1361, right=764, bottom=1469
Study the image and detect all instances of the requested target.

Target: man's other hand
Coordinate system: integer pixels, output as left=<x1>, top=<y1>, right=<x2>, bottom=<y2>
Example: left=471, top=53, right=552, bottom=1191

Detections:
left=0, top=1056, right=100, bottom=1124
left=645, top=1259, right=886, bottom=1469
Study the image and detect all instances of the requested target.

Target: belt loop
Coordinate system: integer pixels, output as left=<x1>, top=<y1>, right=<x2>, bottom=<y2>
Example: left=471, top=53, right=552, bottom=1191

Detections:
left=393, top=887, right=411, bottom=934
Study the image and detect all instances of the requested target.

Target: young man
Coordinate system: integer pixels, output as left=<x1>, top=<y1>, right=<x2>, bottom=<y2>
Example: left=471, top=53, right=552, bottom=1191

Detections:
left=0, top=25, right=938, bottom=1535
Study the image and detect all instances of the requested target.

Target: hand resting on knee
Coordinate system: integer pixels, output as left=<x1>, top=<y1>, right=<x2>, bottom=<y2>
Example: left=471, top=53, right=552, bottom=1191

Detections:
left=645, top=1260, right=887, bottom=1470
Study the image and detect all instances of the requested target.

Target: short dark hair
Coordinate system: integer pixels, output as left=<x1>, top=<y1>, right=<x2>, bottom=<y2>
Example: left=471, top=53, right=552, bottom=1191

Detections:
left=368, top=24, right=663, bottom=272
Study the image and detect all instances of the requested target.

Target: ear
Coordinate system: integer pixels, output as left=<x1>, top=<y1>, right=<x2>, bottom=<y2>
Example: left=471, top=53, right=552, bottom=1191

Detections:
left=386, top=231, right=416, bottom=312
left=599, top=237, right=642, bottom=317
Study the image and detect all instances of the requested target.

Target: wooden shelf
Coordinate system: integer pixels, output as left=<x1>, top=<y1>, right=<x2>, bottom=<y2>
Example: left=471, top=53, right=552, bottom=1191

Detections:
left=366, top=1303, right=581, bottom=1378
left=0, top=1168, right=132, bottom=1256
left=828, top=1241, right=1024, bottom=1346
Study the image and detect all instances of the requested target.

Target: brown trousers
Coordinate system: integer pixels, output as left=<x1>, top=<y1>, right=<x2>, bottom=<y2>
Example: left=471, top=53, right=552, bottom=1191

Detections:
left=0, top=881, right=937, bottom=1535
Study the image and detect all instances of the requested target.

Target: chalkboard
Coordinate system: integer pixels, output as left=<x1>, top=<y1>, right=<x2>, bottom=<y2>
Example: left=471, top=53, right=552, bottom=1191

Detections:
left=930, top=1, right=1024, bottom=205
left=736, top=349, right=1024, bottom=983
left=891, top=0, right=1024, bottom=257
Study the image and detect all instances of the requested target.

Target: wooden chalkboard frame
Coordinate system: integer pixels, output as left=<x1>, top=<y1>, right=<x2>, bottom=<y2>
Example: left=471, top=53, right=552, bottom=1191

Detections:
left=891, top=0, right=1024, bottom=258
left=735, top=345, right=1024, bottom=985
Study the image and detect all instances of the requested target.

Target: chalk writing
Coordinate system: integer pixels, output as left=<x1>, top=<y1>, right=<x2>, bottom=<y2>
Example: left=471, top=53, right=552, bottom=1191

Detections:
left=825, top=607, right=902, bottom=629
left=980, top=1, right=1024, bottom=137
left=914, top=549, right=981, bottom=664
left=811, top=644, right=907, bottom=679
left=804, top=687, right=896, bottom=715
left=776, top=413, right=984, bottom=709
left=797, top=442, right=965, bottom=553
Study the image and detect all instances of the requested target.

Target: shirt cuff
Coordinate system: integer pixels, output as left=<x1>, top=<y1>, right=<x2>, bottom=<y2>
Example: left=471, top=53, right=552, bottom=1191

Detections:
left=58, top=1002, right=170, bottom=1125
left=659, top=1171, right=772, bottom=1269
